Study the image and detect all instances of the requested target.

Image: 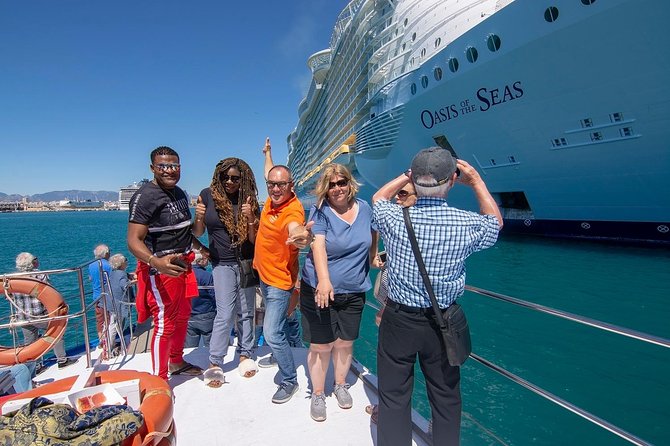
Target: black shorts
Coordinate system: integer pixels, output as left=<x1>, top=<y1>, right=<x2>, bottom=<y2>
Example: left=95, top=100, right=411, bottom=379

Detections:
left=300, top=280, right=366, bottom=344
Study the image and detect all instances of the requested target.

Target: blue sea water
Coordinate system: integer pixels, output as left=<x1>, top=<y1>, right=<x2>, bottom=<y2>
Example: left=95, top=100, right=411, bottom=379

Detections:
left=1, top=211, right=668, bottom=445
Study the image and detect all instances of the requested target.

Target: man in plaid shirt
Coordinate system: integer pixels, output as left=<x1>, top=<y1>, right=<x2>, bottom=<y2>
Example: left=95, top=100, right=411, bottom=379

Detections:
left=372, top=148, right=503, bottom=446
left=13, top=252, right=76, bottom=369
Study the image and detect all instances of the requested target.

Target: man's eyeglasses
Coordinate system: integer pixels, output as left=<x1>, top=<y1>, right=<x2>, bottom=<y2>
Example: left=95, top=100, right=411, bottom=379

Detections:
left=396, top=190, right=415, bottom=198
left=221, top=174, right=241, bottom=183
left=153, top=163, right=181, bottom=172
left=266, top=181, right=291, bottom=190
left=328, top=179, right=349, bottom=190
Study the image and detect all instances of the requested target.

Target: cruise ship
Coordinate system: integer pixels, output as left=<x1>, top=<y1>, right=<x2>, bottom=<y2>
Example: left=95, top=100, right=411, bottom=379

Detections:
left=118, top=180, right=148, bottom=211
left=287, top=0, right=670, bottom=244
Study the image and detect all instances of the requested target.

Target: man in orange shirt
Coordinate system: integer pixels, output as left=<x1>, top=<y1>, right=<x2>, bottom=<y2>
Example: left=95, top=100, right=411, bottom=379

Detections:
left=254, top=138, right=312, bottom=403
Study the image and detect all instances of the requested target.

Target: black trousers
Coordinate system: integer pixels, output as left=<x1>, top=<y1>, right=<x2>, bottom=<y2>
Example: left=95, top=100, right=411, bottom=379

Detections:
left=377, top=305, right=461, bottom=446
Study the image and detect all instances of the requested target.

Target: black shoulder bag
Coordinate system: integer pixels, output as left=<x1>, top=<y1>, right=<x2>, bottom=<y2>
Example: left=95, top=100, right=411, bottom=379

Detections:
left=402, top=207, right=472, bottom=366
left=234, top=210, right=259, bottom=289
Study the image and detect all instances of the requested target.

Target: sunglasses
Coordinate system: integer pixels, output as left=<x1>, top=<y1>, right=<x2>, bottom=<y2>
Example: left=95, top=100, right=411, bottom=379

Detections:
left=221, top=174, right=241, bottom=183
left=153, top=163, right=181, bottom=172
left=396, top=190, right=415, bottom=198
left=328, top=179, right=349, bottom=189
left=266, top=181, right=291, bottom=190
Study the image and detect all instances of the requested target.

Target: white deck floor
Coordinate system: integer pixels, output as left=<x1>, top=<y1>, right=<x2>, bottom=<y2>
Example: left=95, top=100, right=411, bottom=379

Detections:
left=33, top=344, right=430, bottom=446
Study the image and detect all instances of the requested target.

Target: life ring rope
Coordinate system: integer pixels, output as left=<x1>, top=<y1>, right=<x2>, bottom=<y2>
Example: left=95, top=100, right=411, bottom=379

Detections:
left=0, top=278, right=69, bottom=365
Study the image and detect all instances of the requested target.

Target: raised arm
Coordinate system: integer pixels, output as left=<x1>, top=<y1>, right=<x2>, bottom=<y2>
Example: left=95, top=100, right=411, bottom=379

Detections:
left=372, top=171, right=411, bottom=204
left=456, top=159, right=503, bottom=228
left=263, top=137, right=274, bottom=181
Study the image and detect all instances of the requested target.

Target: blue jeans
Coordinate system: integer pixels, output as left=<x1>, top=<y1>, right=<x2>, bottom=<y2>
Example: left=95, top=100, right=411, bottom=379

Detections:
left=185, top=311, right=216, bottom=348
left=209, top=264, right=256, bottom=367
left=285, top=311, right=302, bottom=347
left=260, top=281, right=297, bottom=384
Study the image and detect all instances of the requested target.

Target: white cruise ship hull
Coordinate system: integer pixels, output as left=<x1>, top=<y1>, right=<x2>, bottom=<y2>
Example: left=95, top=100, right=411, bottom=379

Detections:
left=288, top=0, right=670, bottom=244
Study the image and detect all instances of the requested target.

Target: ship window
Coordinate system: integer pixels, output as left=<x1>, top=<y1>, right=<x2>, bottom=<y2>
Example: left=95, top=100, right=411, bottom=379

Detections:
left=421, top=48, right=426, bottom=58
left=410, top=57, right=415, bottom=67
left=581, top=118, right=593, bottom=128
left=404, top=18, right=408, bottom=27
left=508, top=156, right=516, bottom=163
left=466, top=46, right=478, bottom=63
left=490, top=159, right=497, bottom=166
left=421, top=75, right=429, bottom=88
left=411, top=83, right=417, bottom=95
left=448, top=57, right=459, bottom=72
left=412, top=32, right=416, bottom=42
left=544, top=7, right=559, bottom=22
left=591, top=132, right=603, bottom=141
left=620, top=127, right=633, bottom=137
left=434, top=67, right=443, bottom=81
left=435, top=37, right=441, bottom=48
left=581, top=0, right=596, bottom=5
left=402, top=43, right=406, bottom=51
left=486, top=34, right=501, bottom=52
left=610, top=112, right=624, bottom=122
left=552, top=138, right=568, bottom=147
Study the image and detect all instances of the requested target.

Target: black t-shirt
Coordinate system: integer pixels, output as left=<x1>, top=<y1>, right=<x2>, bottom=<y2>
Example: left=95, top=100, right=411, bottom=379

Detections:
left=129, top=181, right=193, bottom=256
left=200, top=187, right=255, bottom=265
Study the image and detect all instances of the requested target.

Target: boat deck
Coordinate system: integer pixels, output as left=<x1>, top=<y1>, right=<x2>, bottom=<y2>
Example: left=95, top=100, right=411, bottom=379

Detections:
left=33, top=342, right=430, bottom=446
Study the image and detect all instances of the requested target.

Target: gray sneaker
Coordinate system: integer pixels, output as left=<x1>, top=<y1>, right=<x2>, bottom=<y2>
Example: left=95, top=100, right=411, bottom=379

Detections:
left=272, top=381, right=299, bottom=404
left=310, top=393, right=327, bottom=422
left=333, top=383, right=353, bottom=409
left=258, top=354, right=277, bottom=368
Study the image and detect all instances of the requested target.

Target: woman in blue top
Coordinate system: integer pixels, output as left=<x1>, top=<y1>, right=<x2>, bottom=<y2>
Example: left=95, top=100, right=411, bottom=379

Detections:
left=300, top=163, right=381, bottom=422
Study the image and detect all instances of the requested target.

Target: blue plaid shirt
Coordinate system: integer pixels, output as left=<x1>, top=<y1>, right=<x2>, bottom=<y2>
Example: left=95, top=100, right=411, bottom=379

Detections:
left=373, top=197, right=499, bottom=308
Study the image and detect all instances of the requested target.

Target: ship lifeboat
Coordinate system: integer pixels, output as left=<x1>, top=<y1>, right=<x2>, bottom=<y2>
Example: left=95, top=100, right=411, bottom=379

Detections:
left=0, top=278, right=69, bottom=365
left=3, top=370, right=175, bottom=446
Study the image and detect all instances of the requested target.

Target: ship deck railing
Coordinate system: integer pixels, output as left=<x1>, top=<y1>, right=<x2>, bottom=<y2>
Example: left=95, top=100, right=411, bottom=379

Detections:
left=361, top=283, right=669, bottom=446
left=2, top=262, right=668, bottom=445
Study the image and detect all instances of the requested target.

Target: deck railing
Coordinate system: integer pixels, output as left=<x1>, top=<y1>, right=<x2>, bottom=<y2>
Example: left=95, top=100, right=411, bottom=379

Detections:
left=361, top=283, right=667, bottom=446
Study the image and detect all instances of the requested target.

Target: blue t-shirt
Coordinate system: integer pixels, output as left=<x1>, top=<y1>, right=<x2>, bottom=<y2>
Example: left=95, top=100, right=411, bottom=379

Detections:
left=301, top=198, right=374, bottom=294
left=191, top=265, right=216, bottom=315
left=88, top=258, right=112, bottom=304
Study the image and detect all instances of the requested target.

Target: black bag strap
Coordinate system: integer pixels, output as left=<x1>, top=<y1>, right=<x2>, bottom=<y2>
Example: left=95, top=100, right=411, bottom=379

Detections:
left=402, top=207, right=448, bottom=329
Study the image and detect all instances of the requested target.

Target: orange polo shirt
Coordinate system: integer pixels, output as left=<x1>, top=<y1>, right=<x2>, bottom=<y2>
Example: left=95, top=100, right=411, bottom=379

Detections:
left=254, top=195, right=305, bottom=291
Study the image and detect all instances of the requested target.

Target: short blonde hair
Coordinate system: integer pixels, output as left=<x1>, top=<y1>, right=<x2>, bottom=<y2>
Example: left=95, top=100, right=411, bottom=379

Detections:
left=313, top=163, right=359, bottom=209
left=109, top=253, right=128, bottom=270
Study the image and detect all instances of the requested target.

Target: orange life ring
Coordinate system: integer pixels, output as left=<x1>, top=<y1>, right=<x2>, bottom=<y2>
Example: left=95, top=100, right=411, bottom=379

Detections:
left=0, top=278, right=69, bottom=365
left=3, top=370, right=175, bottom=446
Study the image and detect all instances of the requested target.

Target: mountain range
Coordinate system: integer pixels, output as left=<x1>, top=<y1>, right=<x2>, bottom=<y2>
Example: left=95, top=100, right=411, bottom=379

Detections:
left=0, top=190, right=118, bottom=202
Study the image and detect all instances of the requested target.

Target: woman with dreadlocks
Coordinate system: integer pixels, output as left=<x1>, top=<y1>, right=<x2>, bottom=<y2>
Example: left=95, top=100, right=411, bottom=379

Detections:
left=193, top=157, right=261, bottom=387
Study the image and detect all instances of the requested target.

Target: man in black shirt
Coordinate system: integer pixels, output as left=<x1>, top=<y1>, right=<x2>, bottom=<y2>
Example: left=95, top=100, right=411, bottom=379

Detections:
left=127, top=146, right=209, bottom=380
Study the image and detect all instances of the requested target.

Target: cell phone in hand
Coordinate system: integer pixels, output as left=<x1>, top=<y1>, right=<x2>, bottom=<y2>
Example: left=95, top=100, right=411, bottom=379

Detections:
left=171, top=258, right=188, bottom=269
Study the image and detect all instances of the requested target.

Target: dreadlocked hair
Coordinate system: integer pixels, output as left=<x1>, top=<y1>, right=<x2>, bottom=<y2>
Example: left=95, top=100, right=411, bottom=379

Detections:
left=210, top=157, right=260, bottom=247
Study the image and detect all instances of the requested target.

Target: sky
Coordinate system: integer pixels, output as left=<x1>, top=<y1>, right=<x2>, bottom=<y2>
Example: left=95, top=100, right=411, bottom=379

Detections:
left=0, top=0, right=350, bottom=198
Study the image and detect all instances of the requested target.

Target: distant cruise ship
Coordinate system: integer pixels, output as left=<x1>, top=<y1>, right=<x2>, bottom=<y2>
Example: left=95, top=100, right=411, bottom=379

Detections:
left=287, top=0, right=670, bottom=244
left=118, top=180, right=148, bottom=211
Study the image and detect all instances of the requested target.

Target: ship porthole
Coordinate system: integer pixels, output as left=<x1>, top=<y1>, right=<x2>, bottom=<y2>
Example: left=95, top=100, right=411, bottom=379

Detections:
left=657, top=225, right=669, bottom=234
left=448, top=57, right=459, bottom=73
left=434, top=67, right=443, bottom=81
left=435, top=37, right=441, bottom=48
left=544, top=6, right=559, bottom=22
left=411, top=83, right=417, bottom=95
left=486, top=34, right=501, bottom=52
left=581, top=222, right=591, bottom=230
left=412, top=32, right=417, bottom=42
left=466, top=46, right=478, bottom=63
left=581, top=0, right=596, bottom=5
left=421, top=75, right=429, bottom=89
left=523, top=219, right=532, bottom=227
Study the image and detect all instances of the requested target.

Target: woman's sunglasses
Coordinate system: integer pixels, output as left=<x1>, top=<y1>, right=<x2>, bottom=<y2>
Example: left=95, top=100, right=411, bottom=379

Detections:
left=221, top=174, right=241, bottom=183
left=396, top=190, right=415, bottom=198
left=328, top=179, right=349, bottom=189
